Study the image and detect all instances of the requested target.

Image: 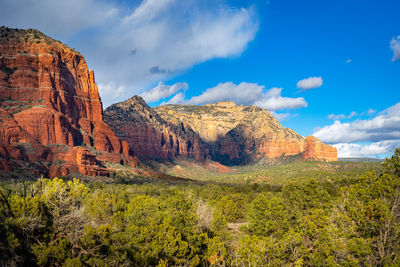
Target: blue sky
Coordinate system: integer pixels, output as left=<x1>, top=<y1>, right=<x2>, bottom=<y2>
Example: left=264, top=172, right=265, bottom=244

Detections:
left=1, top=0, right=399, bottom=158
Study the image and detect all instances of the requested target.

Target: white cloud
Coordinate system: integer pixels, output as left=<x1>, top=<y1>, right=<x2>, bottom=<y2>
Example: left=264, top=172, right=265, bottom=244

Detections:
left=255, top=88, right=307, bottom=110
left=0, top=0, right=117, bottom=38
left=368, top=109, right=376, bottom=115
left=141, top=82, right=188, bottom=103
left=165, top=92, right=186, bottom=104
left=297, top=76, right=323, bottom=91
left=186, top=82, right=264, bottom=106
left=346, top=59, right=352, bottom=63
left=348, top=111, right=358, bottom=118
left=98, top=82, right=126, bottom=100
left=334, top=141, right=400, bottom=158
left=270, top=111, right=294, bottom=121
left=0, top=0, right=259, bottom=107
left=123, top=0, right=175, bottom=24
left=314, top=102, right=400, bottom=157
left=81, top=1, right=258, bottom=106
left=327, top=111, right=357, bottom=120
left=390, top=35, right=400, bottom=62
left=157, top=82, right=307, bottom=112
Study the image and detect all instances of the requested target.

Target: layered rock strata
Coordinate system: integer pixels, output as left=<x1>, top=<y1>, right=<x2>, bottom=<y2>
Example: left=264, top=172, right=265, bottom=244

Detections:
left=155, top=101, right=337, bottom=164
left=0, top=27, right=137, bottom=177
left=103, top=96, right=208, bottom=162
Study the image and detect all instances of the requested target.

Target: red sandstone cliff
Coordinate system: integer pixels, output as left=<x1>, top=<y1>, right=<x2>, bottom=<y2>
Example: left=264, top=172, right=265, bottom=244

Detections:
left=0, top=27, right=336, bottom=177
left=303, top=136, right=337, bottom=162
left=103, top=96, right=208, bottom=162
left=0, top=27, right=137, bottom=177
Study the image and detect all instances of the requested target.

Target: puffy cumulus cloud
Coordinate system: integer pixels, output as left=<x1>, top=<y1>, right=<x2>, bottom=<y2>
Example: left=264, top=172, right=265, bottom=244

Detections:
left=327, top=111, right=357, bottom=120
left=314, top=102, right=400, bottom=157
left=334, top=141, right=400, bottom=158
left=0, top=0, right=259, bottom=107
left=297, top=77, right=323, bottom=91
left=157, top=82, right=307, bottom=112
left=254, top=88, right=307, bottom=110
left=186, top=82, right=264, bottom=105
left=315, top=103, right=400, bottom=144
left=390, top=35, right=400, bottom=62
left=141, top=82, right=188, bottom=103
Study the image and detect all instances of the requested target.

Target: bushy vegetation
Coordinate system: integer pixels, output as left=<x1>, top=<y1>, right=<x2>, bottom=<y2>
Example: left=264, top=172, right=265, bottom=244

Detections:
left=164, top=160, right=381, bottom=185
left=0, top=150, right=399, bottom=266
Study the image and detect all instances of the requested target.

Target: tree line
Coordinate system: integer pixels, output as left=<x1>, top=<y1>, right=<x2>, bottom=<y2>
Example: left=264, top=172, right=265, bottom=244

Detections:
left=0, top=149, right=399, bottom=266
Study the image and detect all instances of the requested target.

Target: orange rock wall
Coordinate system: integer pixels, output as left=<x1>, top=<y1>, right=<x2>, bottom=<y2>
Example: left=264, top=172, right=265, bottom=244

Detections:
left=258, top=138, right=305, bottom=158
left=303, top=136, right=337, bottom=162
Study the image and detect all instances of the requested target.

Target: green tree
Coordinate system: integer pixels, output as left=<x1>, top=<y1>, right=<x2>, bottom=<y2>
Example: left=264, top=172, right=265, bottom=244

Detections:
left=340, top=170, right=400, bottom=265
left=247, top=192, right=289, bottom=237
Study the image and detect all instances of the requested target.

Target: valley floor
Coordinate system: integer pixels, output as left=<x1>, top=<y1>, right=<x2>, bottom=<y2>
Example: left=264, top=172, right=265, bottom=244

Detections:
left=0, top=156, right=399, bottom=266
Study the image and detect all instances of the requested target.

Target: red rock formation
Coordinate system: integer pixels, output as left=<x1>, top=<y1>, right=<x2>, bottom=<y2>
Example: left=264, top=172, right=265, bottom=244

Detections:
left=0, top=27, right=137, bottom=177
left=303, top=136, right=337, bottom=162
left=155, top=101, right=337, bottom=164
left=103, top=96, right=208, bottom=162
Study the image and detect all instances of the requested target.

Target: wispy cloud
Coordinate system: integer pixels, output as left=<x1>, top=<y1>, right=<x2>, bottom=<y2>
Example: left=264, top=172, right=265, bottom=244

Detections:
left=297, top=76, right=323, bottom=91
left=390, top=35, right=400, bottom=62
left=165, top=92, right=186, bottom=104
left=327, top=111, right=357, bottom=120
left=0, top=0, right=259, bottom=107
left=270, top=111, right=296, bottom=121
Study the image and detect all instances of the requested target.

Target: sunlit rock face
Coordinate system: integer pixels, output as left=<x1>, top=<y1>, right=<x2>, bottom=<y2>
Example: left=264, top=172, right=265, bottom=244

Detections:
left=0, top=27, right=138, bottom=177
left=154, top=101, right=337, bottom=165
left=104, top=96, right=209, bottom=162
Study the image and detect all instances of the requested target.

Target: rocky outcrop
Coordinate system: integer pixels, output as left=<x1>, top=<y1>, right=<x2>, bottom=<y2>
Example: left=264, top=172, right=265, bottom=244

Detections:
left=155, top=101, right=337, bottom=164
left=103, top=96, right=208, bottom=162
left=303, top=136, right=337, bottom=162
left=0, top=27, right=137, bottom=177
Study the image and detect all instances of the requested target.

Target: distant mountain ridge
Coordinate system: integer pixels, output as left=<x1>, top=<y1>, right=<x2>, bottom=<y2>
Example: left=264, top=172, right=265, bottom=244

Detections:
left=105, top=97, right=337, bottom=165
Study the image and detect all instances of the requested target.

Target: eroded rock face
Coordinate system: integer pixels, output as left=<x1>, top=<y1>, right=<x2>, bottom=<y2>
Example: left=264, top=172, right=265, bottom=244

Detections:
left=155, top=101, right=337, bottom=164
left=303, top=136, right=338, bottom=162
left=103, top=96, right=208, bottom=162
left=0, top=27, right=137, bottom=177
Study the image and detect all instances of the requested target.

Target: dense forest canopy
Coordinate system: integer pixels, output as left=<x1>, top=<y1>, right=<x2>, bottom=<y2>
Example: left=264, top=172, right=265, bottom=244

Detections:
left=1, top=149, right=399, bottom=266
